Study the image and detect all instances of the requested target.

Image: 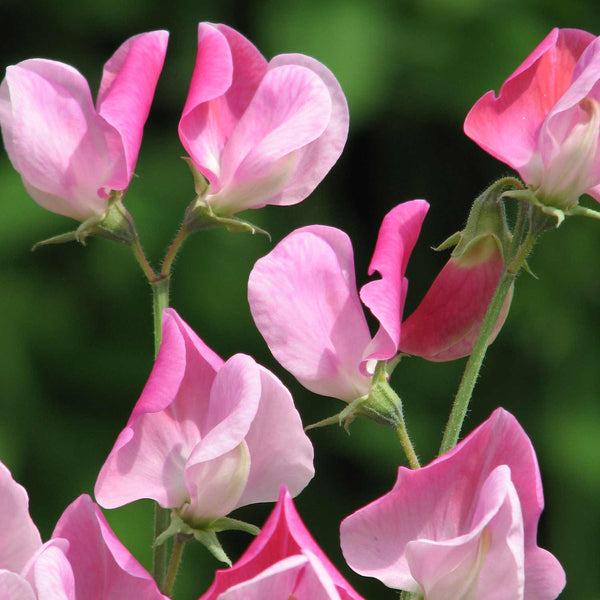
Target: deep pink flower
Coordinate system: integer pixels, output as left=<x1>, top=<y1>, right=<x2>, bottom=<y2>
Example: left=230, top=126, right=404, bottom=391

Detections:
left=199, top=487, right=364, bottom=600
left=95, top=308, right=314, bottom=526
left=465, top=28, right=600, bottom=208
left=248, top=200, right=428, bottom=402
left=398, top=235, right=513, bottom=361
left=0, top=31, right=168, bottom=221
left=179, top=22, right=349, bottom=216
left=340, top=408, right=565, bottom=600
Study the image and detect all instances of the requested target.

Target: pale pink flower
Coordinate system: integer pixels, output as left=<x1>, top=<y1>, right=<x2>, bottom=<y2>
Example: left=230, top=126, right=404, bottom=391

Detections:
left=52, top=494, right=167, bottom=599
left=95, top=308, right=314, bottom=525
left=0, top=460, right=164, bottom=600
left=0, top=31, right=168, bottom=221
left=465, top=28, right=600, bottom=208
left=199, top=487, right=364, bottom=600
left=248, top=200, right=429, bottom=402
left=340, top=408, right=565, bottom=600
left=179, top=22, right=349, bottom=216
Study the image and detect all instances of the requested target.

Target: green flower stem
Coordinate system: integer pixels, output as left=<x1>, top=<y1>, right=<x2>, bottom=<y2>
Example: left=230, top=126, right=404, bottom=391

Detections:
left=161, top=224, right=190, bottom=278
left=395, top=416, right=420, bottom=470
left=438, top=229, right=538, bottom=456
left=162, top=534, right=190, bottom=596
left=130, top=237, right=159, bottom=283
left=150, top=276, right=171, bottom=587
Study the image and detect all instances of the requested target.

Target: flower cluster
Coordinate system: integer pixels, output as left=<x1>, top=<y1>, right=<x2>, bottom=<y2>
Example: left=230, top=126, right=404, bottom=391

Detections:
left=1, top=20, right=592, bottom=600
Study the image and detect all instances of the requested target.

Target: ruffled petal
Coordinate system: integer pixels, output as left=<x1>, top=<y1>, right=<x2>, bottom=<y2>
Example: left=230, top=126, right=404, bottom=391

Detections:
left=248, top=226, right=372, bottom=401
left=52, top=495, right=166, bottom=599
left=359, top=200, right=429, bottom=365
left=464, top=28, right=594, bottom=174
left=97, top=30, right=168, bottom=187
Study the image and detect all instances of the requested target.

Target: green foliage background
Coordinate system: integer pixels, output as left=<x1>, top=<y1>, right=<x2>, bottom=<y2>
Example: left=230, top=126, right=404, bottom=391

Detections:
left=1, top=1, right=599, bottom=598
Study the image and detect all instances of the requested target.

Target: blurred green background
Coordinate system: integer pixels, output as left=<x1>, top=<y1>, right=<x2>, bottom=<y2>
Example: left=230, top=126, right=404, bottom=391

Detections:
left=1, top=1, right=599, bottom=598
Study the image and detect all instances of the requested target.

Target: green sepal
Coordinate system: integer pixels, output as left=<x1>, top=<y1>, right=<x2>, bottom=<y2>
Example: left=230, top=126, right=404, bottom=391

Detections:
left=503, top=188, right=565, bottom=231
left=154, top=510, right=260, bottom=566
left=32, top=193, right=138, bottom=250
left=183, top=198, right=271, bottom=238
left=182, top=157, right=210, bottom=197
left=305, top=361, right=404, bottom=432
left=193, top=529, right=232, bottom=567
left=564, top=204, right=600, bottom=221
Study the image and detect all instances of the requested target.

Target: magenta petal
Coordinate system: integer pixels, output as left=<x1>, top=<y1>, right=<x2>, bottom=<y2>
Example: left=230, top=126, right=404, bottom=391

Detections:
left=95, top=308, right=223, bottom=509
left=179, top=23, right=267, bottom=189
left=464, top=28, right=594, bottom=173
left=200, top=487, right=364, bottom=600
left=236, top=365, right=315, bottom=507
left=248, top=225, right=372, bottom=401
left=399, top=238, right=512, bottom=361
left=359, top=200, right=429, bottom=364
left=217, top=552, right=343, bottom=600
left=97, top=30, right=168, bottom=187
left=0, top=461, right=42, bottom=572
left=52, top=495, right=166, bottom=599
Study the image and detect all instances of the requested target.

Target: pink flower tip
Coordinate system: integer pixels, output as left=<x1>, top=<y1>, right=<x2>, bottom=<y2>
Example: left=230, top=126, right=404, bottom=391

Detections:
left=464, top=27, right=600, bottom=208
left=199, top=486, right=364, bottom=600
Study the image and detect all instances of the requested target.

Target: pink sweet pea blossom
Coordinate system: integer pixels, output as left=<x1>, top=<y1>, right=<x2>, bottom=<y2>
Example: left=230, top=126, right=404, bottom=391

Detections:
left=249, top=200, right=511, bottom=404
left=398, top=235, right=513, bottom=361
left=179, top=22, right=349, bottom=216
left=0, top=31, right=168, bottom=222
left=248, top=201, right=428, bottom=402
left=340, top=408, right=565, bottom=600
left=465, top=28, right=600, bottom=209
left=199, top=487, right=364, bottom=600
left=52, top=494, right=167, bottom=600
left=0, top=459, right=74, bottom=600
left=95, top=308, right=314, bottom=526
left=0, top=459, right=165, bottom=600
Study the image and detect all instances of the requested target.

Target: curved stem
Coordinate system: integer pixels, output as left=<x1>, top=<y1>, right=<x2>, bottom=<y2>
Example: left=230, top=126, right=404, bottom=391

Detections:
left=162, top=534, right=189, bottom=596
left=161, top=225, right=190, bottom=278
left=438, top=270, right=516, bottom=455
left=130, top=237, right=159, bottom=283
left=395, top=418, right=420, bottom=470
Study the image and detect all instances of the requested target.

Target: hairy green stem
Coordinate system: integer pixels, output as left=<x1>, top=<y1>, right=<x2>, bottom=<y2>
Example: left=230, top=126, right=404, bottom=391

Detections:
left=150, top=276, right=171, bottom=588
left=162, top=535, right=189, bottom=596
left=438, top=226, right=538, bottom=456
left=161, top=225, right=190, bottom=278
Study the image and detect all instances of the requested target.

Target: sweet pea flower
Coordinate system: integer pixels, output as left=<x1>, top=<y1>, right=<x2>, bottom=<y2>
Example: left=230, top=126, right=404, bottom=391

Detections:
left=0, top=459, right=165, bottom=600
left=52, top=495, right=167, bottom=600
left=248, top=200, right=429, bottom=403
left=0, top=31, right=168, bottom=222
left=0, top=460, right=73, bottom=600
left=199, top=487, right=364, bottom=600
left=249, top=199, right=511, bottom=411
left=179, top=22, right=349, bottom=217
left=95, top=308, right=314, bottom=528
left=465, top=28, right=600, bottom=209
left=340, top=408, right=565, bottom=600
